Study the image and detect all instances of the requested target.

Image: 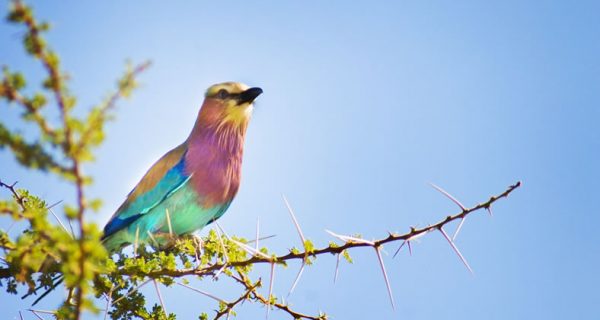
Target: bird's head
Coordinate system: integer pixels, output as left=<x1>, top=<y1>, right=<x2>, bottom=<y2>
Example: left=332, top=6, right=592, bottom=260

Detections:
left=196, top=82, right=262, bottom=133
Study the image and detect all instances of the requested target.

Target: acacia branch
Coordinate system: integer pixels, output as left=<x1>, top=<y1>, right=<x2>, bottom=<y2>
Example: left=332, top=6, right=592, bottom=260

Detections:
left=134, top=181, right=521, bottom=280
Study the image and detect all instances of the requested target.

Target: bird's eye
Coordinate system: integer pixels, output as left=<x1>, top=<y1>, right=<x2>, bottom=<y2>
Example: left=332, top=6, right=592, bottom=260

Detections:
left=217, top=89, right=229, bottom=99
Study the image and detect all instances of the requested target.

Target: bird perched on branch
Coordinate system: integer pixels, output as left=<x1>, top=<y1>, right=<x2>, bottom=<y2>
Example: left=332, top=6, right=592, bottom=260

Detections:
left=101, top=82, right=262, bottom=251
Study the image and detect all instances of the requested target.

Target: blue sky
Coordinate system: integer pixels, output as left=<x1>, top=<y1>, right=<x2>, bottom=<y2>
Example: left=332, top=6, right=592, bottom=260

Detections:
left=1, top=1, right=599, bottom=319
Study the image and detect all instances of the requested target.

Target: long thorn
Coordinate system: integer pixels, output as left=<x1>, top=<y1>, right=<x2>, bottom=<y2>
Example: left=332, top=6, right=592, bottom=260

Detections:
left=214, top=264, right=227, bottom=279
left=325, top=229, right=374, bottom=245
left=229, top=238, right=272, bottom=259
left=334, top=253, right=341, bottom=284
left=214, top=225, right=229, bottom=263
left=48, top=205, right=71, bottom=238
left=29, top=310, right=43, bottom=320
left=407, top=240, right=413, bottom=256
left=439, top=227, right=473, bottom=274
left=134, top=226, right=140, bottom=256
left=429, top=183, right=466, bottom=211
left=19, top=311, right=24, bottom=320
left=147, top=231, right=159, bottom=247
left=486, top=206, right=494, bottom=217
left=452, top=216, right=467, bottom=241
left=28, top=309, right=55, bottom=315
left=255, top=217, right=260, bottom=251
left=104, top=286, right=113, bottom=320
left=165, top=209, right=173, bottom=237
left=247, top=235, right=276, bottom=244
left=392, top=240, right=406, bottom=259
left=282, top=194, right=306, bottom=244
left=177, top=282, right=227, bottom=303
left=67, top=218, right=75, bottom=238
left=375, top=247, right=395, bottom=310
left=287, top=261, right=305, bottom=297
left=111, top=279, right=151, bottom=305
left=267, top=262, right=275, bottom=319
left=153, top=280, right=168, bottom=316
left=192, top=235, right=202, bottom=267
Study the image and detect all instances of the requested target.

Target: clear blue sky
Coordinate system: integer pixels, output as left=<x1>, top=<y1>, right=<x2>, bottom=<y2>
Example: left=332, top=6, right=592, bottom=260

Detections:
left=1, top=1, right=599, bottom=319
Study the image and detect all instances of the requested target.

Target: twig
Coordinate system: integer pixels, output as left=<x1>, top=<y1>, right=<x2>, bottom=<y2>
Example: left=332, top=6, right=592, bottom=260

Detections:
left=0, top=179, right=26, bottom=210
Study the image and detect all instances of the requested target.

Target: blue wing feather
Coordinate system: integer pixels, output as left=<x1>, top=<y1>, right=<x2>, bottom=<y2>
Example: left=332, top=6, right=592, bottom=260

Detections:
left=102, top=156, right=190, bottom=239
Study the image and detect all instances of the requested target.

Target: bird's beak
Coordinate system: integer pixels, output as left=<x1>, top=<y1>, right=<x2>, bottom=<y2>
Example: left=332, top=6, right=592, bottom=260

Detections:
left=238, top=87, right=263, bottom=104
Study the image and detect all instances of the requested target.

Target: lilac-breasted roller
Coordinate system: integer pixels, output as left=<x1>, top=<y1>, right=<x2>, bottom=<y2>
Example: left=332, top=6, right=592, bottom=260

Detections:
left=101, top=82, right=262, bottom=251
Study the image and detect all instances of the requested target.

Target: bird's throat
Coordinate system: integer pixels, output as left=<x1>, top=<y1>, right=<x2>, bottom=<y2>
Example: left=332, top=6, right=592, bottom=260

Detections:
left=185, top=122, right=246, bottom=208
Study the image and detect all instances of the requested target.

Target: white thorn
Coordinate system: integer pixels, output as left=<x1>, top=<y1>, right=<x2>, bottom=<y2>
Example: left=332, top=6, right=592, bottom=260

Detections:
left=282, top=194, right=306, bottom=245
left=111, top=279, right=151, bottom=305
left=452, top=216, right=467, bottom=241
left=28, top=309, right=56, bottom=315
left=104, top=286, right=113, bottom=320
left=374, top=247, right=395, bottom=310
left=133, top=226, right=140, bottom=256
left=147, top=231, right=159, bottom=247
left=334, top=253, right=341, bottom=284
left=214, top=224, right=229, bottom=263
left=255, top=217, right=260, bottom=251
left=48, top=205, right=72, bottom=238
left=177, top=282, right=227, bottom=304
left=266, top=262, right=275, bottom=319
left=153, top=280, right=167, bottom=316
left=213, top=264, right=227, bottom=279
left=28, top=310, right=44, bottom=320
left=229, top=238, right=272, bottom=260
left=165, top=208, right=173, bottom=236
left=429, top=183, right=466, bottom=211
left=287, top=261, right=305, bottom=297
left=325, top=229, right=374, bottom=246
left=439, top=227, right=474, bottom=274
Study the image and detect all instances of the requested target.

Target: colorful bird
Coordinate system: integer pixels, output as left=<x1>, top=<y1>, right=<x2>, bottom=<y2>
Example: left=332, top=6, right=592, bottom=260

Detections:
left=101, top=82, right=262, bottom=251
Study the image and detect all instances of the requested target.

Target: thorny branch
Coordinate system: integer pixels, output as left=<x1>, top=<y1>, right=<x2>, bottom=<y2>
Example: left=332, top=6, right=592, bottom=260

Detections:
left=134, top=182, right=521, bottom=280
left=119, top=181, right=520, bottom=319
